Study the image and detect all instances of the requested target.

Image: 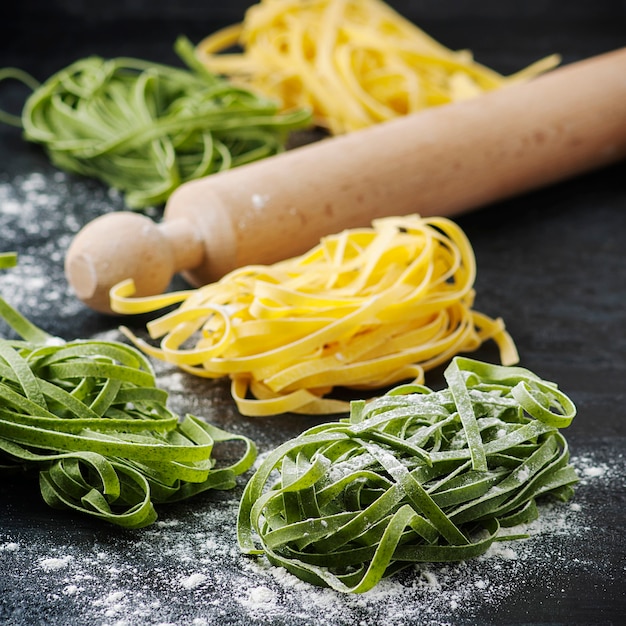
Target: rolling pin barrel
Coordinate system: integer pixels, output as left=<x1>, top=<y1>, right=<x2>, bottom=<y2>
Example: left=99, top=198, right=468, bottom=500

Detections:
left=65, top=48, right=626, bottom=313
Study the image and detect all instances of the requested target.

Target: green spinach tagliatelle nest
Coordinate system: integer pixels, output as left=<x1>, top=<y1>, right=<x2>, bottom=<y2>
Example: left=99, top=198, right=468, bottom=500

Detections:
left=238, top=356, right=578, bottom=593
left=0, top=37, right=312, bottom=208
left=0, top=253, right=256, bottom=528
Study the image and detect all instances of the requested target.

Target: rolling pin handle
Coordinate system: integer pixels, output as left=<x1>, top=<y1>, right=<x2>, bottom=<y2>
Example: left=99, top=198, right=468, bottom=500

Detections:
left=64, top=211, right=204, bottom=314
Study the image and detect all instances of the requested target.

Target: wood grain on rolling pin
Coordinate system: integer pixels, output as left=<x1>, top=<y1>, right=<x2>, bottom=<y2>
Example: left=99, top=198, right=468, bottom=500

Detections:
left=66, top=48, right=626, bottom=312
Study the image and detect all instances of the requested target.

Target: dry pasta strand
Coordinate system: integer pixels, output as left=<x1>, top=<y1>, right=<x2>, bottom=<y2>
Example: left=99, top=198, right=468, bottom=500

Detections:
left=111, top=215, right=519, bottom=417
left=195, top=0, right=561, bottom=134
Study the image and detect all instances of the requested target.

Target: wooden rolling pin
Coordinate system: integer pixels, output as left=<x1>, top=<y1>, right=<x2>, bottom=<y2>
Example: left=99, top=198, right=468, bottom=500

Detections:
left=66, top=47, right=626, bottom=313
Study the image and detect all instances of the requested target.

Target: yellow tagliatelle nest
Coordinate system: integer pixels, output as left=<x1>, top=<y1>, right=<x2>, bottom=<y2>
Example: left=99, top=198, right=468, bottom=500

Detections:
left=195, top=0, right=560, bottom=135
left=111, top=215, right=518, bottom=417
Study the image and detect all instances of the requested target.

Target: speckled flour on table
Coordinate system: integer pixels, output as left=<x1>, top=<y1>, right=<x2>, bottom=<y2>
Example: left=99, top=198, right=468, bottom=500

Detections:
left=0, top=171, right=97, bottom=331
left=0, top=170, right=156, bottom=333
left=0, top=448, right=619, bottom=626
left=1, top=349, right=622, bottom=626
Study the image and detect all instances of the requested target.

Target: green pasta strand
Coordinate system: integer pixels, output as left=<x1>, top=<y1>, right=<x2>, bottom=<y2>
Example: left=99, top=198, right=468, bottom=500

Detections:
left=0, top=37, right=311, bottom=208
left=0, top=252, right=18, bottom=270
left=238, top=356, right=578, bottom=593
left=0, top=259, right=257, bottom=528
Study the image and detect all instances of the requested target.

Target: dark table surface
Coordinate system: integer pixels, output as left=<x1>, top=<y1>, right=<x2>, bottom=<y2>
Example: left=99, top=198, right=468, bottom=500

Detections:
left=1, top=2, right=625, bottom=625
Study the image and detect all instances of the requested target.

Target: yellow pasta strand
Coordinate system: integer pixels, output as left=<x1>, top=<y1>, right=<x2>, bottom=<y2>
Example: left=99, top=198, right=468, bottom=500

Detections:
left=195, top=0, right=560, bottom=134
left=111, top=215, right=518, bottom=417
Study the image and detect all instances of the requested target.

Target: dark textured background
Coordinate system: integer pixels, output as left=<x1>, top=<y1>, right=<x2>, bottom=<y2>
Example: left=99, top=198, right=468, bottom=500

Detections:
left=1, top=2, right=625, bottom=624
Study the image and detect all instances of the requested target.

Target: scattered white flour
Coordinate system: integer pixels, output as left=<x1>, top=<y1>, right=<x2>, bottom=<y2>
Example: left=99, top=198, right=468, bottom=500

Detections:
left=0, top=169, right=124, bottom=334
left=581, top=465, right=606, bottom=478
left=240, top=585, right=277, bottom=609
left=251, top=193, right=269, bottom=210
left=180, top=573, right=208, bottom=590
left=39, top=555, right=73, bottom=571
left=1, top=542, right=20, bottom=552
left=3, top=316, right=622, bottom=625
left=2, top=447, right=622, bottom=626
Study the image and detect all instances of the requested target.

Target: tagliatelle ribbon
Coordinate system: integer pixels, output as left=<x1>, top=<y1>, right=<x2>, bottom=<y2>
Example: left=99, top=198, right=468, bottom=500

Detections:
left=0, top=252, right=18, bottom=271
left=195, top=0, right=560, bottom=134
left=111, top=215, right=519, bottom=417
left=237, top=356, right=578, bottom=593
left=0, top=37, right=311, bottom=209
left=0, top=254, right=257, bottom=528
